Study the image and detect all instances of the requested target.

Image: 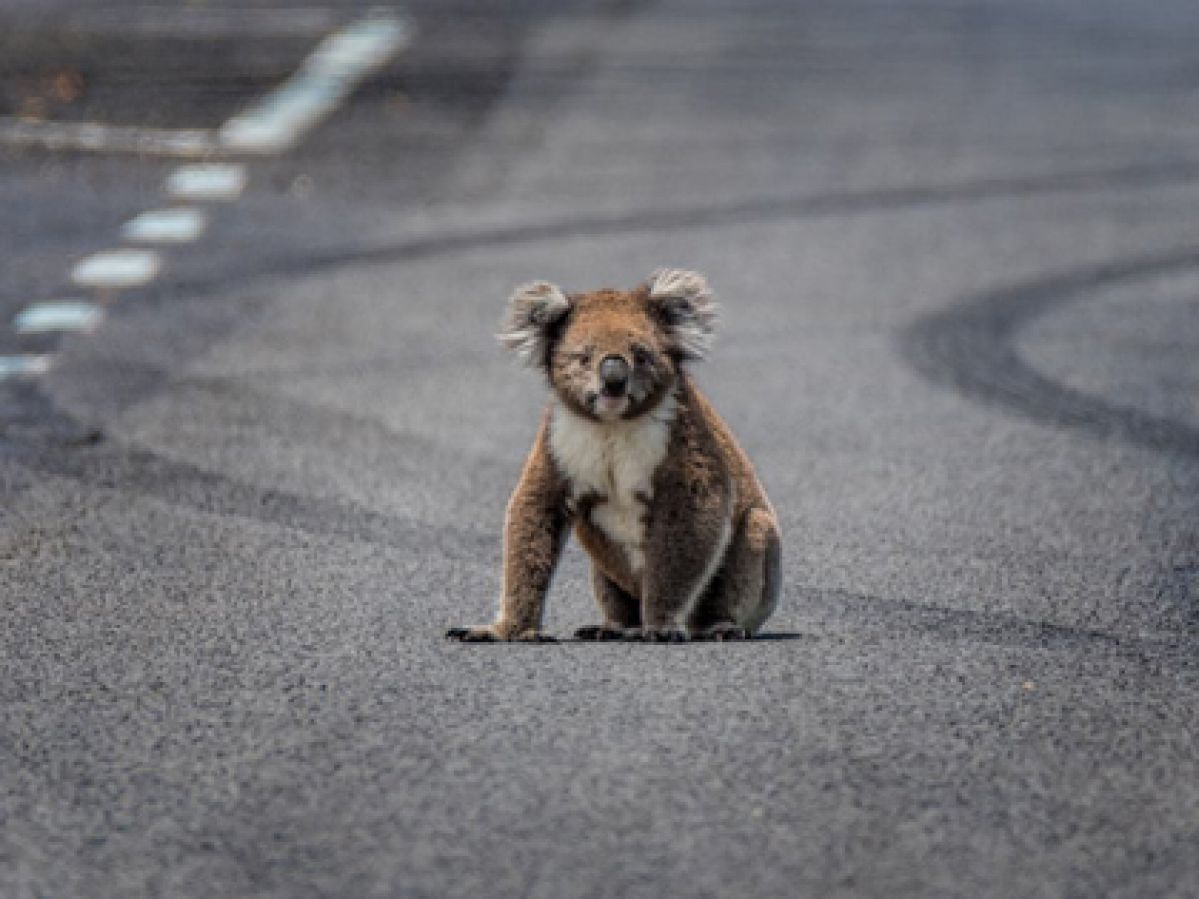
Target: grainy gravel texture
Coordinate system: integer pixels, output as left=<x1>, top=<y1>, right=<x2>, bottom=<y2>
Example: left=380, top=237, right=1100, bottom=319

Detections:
left=2, top=0, right=1198, bottom=896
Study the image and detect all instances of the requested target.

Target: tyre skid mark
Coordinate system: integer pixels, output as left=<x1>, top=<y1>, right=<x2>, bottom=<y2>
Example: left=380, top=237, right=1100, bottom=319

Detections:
left=5, top=374, right=504, bottom=555
left=803, top=588, right=1198, bottom=670
left=904, top=250, right=1199, bottom=627
left=21, top=438, right=494, bottom=559
left=904, top=247, right=1199, bottom=459
left=149, top=160, right=1199, bottom=303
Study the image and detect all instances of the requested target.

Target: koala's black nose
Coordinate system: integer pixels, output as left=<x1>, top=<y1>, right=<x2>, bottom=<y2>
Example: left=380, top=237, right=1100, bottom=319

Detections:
left=599, top=355, right=630, bottom=395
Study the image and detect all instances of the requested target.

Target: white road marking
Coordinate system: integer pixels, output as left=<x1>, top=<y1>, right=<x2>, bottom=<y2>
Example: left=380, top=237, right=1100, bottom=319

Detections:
left=121, top=208, right=208, bottom=244
left=0, top=355, right=53, bottom=379
left=72, top=249, right=163, bottom=289
left=0, top=11, right=412, bottom=159
left=0, top=119, right=221, bottom=158
left=1, top=11, right=416, bottom=373
left=13, top=301, right=104, bottom=334
left=165, top=164, right=248, bottom=201
left=220, top=12, right=411, bottom=153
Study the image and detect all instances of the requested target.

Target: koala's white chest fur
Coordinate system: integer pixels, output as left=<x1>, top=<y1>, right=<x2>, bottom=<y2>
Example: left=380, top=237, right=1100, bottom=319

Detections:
left=548, top=395, right=677, bottom=575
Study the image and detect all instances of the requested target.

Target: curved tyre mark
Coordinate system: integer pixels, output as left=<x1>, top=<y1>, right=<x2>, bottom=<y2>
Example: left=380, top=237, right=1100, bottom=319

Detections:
left=166, top=161, right=1199, bottom=302
left=13, top=167, right=1199, bottom=557
left=804, top=588, right=1197, bottom=666
left=904, top=247, right=1199, bottom=458
left=5, top=383, right=498, bottom=557
left=20, top=437, right=496, bottom=558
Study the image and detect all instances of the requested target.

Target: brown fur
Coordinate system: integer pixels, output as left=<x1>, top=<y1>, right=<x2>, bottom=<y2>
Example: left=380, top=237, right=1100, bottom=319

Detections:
left=448, top=269, right=781, bottom=642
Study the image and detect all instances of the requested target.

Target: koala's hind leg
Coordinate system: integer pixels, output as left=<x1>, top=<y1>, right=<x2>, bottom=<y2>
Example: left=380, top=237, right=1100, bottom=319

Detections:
left=688, top=507, right=781, bottom=640
left=575, top=568, right=641, bottom=641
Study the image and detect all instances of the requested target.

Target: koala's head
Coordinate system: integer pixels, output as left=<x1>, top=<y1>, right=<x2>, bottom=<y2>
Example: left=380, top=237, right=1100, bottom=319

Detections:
left=498, top=268, right=718, bottom=422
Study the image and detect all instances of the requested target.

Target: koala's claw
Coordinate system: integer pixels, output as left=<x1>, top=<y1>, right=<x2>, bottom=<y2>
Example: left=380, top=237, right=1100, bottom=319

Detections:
left=574, top=624, right=628, bottom=641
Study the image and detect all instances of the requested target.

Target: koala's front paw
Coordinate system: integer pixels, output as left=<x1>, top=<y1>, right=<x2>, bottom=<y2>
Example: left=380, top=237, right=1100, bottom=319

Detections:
left=625, top=625, right=689, bottom=643
left=446, top=625, right=557, bottom=642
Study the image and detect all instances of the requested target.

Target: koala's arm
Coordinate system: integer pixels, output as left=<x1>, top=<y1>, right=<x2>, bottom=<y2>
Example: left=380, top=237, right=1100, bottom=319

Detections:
left=448, top=414, right=569, bottom=641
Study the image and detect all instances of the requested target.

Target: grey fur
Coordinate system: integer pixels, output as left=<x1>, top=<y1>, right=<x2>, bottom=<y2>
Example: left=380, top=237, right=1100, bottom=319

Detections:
left=449, top=274, right=780, bottom=643
left=498, top=280, right=572, bottom=368
left=646, top=268, right=719, bottom=360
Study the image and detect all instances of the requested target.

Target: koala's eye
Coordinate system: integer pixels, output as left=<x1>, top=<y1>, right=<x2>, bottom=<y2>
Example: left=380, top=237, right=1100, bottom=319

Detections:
left=632, top=346, right=653, bottom=367
left=574, top=349, right=593, bottom=366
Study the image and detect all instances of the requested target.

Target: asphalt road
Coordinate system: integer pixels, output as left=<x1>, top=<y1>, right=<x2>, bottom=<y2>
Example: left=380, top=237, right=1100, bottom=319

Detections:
left=2, top=1, right=1198, bottom=896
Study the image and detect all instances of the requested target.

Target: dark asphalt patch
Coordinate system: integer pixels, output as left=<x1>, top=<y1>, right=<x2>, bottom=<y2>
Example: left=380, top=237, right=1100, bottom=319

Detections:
left=903, top=247, right=1199, bottom=459
left=0, top=17, right=325, bottom=129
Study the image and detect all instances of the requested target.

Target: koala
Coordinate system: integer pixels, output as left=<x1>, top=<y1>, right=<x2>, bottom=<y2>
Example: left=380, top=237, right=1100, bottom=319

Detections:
left=447, top=269, right=780, bottom=642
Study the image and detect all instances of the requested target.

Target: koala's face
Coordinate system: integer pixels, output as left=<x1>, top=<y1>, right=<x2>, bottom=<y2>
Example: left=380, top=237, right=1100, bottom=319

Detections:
left=550, top=291, right=676, bottom=422
left=499, top=269, right=718, bottom=423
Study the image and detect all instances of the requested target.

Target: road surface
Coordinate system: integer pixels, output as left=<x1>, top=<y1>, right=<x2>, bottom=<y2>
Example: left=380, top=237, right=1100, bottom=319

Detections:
left=2, top=0, right=1197, bottom=896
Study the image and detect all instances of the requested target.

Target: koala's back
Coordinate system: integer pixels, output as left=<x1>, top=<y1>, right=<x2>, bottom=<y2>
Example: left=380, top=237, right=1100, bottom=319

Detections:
left=681, top=381, right=774, bottom=522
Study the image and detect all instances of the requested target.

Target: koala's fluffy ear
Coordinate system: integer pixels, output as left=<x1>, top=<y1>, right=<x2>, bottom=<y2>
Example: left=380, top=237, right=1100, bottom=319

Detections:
left=646, top=268, right=719, bottom=360
left=498, top=280, right=572, bottom=368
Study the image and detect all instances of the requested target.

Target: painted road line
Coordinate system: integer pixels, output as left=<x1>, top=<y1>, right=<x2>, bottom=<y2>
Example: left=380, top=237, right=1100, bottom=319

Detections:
left=0, top=11, right=411, bottom=158
left=219, top=11, right=412, bottom=154
left=72, top=249, right=163, bottom=289
left=0, top=118, right=220, bottom=158
left=13, top=301, right=104, bottom=334
left=0, top=355, right=53, bottom=379
left=121, top=208, right=208, bottom=244
left=165, top=164, right=248, bottom=201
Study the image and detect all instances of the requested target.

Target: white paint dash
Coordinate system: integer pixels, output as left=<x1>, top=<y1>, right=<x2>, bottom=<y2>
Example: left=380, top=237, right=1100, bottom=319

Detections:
left=219, top=12, right=412, bottom=154
left=165, top=164, right=247, bottom=201
left=0, top=355, right=53, bottom=379
left=72, top=249, right=162, bottom=289
left=121, top=208, right=208, bottom=244
left=14, top=301, right=104, bottom=334
left=0, top=118, right=220, bottom=158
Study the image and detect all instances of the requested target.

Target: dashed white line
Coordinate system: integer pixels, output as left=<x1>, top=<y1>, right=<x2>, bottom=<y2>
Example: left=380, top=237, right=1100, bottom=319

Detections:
left=4, top=10, right=414, bottom=382
left=13, top=301, right=104, bottom=334
left=0, top=11, right=412, bottom=159
left=0, top=119, right=221, bottom=158
left=121, top=208, right=208, bottom=244
left=0, top=355, right=53, bottom=379
left=219, top=11, right=410, bottom=154
left=72, top=249, right=163, bottom=289
left=165, top=163, right=248, bottom=201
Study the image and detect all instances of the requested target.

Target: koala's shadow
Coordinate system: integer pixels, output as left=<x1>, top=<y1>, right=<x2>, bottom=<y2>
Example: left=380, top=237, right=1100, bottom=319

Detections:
left=562, top=630, right=812, bottom=644
left=749, top=631, right=811, bottom=641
